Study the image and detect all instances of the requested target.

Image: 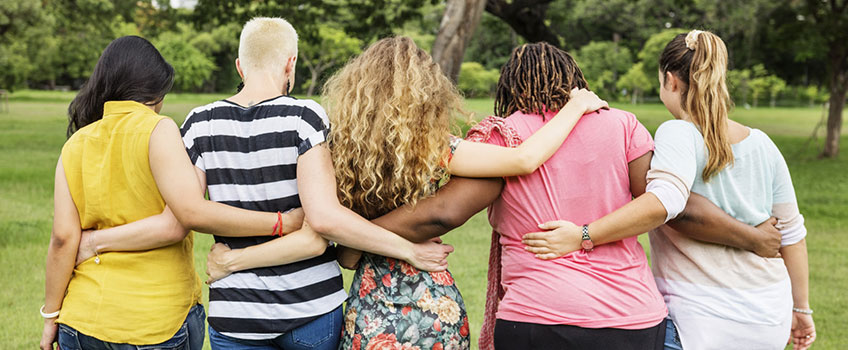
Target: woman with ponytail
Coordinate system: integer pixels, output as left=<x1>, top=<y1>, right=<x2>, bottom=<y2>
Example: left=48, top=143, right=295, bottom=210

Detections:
left=522, top=30, right=814, bottom=349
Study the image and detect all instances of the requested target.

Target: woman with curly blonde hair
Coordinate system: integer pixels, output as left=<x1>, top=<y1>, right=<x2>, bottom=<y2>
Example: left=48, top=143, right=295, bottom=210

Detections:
left=325, top=37, right=605, bottom=349
left=201, top=36, right=606, bottom=349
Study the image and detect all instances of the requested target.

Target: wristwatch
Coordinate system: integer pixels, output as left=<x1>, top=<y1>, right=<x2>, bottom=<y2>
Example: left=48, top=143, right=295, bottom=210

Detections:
left=581, top=224, right=594, bottom=252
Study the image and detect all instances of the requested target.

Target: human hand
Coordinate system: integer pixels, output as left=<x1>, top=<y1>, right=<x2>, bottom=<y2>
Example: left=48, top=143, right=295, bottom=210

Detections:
left=206, top=243, right=234, bottom=284
left=522, top=220, right=583, bottom=260
left=281, top=208, right=305, bottom=234
left=752, top=217, right=781, bottom=258
left=564, top=87, right=609, bottom=116
left=407, top=240, right=454, bottom=272
left=789, top=312, right=815, bottom=350
left=39, top=317, right=58, bottom=350
left=76, top=229, right=96, bottom=266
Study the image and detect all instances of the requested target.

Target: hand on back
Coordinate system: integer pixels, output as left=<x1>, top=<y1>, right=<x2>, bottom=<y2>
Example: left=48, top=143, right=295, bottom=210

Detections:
left=522, top=220, right=583, bottom=260
left=565, top=88, right=609, bottom=116
left=407, top=240, right=454, bottom=272
left=753, top=217, right=782, bottom=258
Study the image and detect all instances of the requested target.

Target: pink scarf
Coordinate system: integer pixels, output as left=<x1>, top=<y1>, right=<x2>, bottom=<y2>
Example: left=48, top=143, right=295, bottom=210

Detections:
left=465, top=116, right=524, bottom=350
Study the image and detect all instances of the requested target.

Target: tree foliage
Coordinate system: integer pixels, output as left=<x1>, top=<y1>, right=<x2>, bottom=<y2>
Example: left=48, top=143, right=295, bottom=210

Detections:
left=300, top=26, right=362, bottom=96
left=457, top=62, right=499, bottom=98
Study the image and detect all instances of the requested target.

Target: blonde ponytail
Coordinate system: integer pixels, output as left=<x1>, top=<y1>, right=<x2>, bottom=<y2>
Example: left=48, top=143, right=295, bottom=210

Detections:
left=659, top=30, right=733, bottom=181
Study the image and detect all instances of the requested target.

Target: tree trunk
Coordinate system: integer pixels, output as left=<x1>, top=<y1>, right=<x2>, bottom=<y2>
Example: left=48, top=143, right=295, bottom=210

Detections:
left=432, top=0, right=487, bottom=82
left=822, top=49, right=847, bottom=158
left=486, top=0, right=560, bottom=47
left=306, top=67, right=321, bottom=97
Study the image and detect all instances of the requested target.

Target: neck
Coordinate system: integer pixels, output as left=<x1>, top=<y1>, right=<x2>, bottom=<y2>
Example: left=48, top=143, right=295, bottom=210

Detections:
left=229, top=73, right=288, bottom=107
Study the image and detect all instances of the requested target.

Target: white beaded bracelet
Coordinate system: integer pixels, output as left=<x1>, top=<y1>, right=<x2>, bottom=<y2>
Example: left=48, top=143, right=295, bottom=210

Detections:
left=40, top=305, right=59, bottom=319
left=792, top=307, right=813, bottom=315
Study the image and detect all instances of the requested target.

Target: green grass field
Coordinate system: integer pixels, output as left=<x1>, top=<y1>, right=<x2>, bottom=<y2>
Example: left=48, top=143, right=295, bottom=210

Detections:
left=1, top=90, right=845, bottom=349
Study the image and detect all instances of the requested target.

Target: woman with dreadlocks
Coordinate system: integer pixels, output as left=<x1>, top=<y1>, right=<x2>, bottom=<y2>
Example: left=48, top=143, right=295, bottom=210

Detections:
left=456, top=41, right=671, bottom=350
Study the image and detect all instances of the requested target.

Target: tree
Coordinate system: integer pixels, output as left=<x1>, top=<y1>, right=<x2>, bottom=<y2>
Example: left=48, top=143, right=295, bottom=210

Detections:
left=800, top=0, right=848, bottom=158
left=637, top=29, right=683, bottom=92
left=617, top=63, right=652, bottom=104
left=431, top=0, right=487, bottom=82
left=299, top=26, right=362, bottom=96
left=457, top=62, right=499, bottom=97
left=575, top=41, right=633, bottom=99
left=155, top=25, right=216, bottom=91
left=0, top=0, right=54, bottom=89
left=728, top=69, right=752, bottom=106
left=485, top=0, right=560, bottom=46
left=767, top=75, right=786, bottom=107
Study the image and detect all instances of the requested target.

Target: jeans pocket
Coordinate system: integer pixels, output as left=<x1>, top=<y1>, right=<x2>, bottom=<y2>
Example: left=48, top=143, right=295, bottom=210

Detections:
left=57, top=324, right=82, bottom=350
left=137, top=323, right=188, bottom=350
left=291, top=313, right=336, bottom=348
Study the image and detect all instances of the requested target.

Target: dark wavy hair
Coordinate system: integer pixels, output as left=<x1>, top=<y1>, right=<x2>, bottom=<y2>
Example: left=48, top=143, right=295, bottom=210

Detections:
left=67, top=36, right=174, bottom=137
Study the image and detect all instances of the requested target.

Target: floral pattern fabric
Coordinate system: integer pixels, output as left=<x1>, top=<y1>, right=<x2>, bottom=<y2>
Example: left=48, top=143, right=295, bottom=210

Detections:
left=341, top=253, right=470, bottom=350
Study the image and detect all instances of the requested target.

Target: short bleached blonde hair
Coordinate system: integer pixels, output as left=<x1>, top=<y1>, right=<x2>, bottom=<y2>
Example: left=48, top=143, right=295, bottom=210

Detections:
left=238, top=17, right=298, bottom=75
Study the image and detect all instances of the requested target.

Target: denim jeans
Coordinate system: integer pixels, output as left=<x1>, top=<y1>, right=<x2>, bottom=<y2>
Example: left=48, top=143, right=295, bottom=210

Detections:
left=664, top=318, right=683, bottom=350
left=208, top=306, right=342, bottom=350
left=57, top=304, right=205, bottom=350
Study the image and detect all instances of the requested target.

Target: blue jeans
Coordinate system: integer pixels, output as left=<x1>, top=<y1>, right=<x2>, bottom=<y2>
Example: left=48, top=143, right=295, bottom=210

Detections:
left=664, top=318, right=683, bottom=350
left=208, top=306, right=342, bottom=350
left=58, top=304, right=206, bottom=350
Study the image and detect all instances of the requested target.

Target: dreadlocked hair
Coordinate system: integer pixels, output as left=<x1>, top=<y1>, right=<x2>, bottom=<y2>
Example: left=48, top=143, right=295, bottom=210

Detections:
left=494, top=42, right=589, bottom=118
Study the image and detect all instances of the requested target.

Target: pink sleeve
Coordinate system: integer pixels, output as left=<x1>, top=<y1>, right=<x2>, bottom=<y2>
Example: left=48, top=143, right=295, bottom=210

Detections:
left=624, top=112, right=655, bottom=162
left=465, top=116, right=522, bottom=148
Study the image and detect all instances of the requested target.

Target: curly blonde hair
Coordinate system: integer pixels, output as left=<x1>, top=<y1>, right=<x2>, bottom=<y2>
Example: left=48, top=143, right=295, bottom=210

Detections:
left=322, top=36, right=465, bottom=219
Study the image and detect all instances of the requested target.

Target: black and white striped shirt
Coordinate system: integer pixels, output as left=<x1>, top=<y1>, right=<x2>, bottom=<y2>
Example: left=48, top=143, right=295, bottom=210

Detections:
left=180, top=95, right=346, bottom=340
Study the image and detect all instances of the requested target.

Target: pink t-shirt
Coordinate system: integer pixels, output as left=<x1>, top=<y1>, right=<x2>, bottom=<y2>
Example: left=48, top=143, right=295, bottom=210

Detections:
left=484, top=108, right=667, bottom=329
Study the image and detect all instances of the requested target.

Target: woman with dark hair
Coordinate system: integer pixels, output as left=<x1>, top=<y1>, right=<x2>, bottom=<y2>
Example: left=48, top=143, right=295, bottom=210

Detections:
left=39, top=35, right=331, bottom=350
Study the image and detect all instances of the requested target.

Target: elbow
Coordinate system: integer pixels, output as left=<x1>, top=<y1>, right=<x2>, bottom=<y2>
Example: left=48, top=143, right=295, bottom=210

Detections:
left=165, top=222, right=190, bottom=245
left=307, top=216, right=339, bottom=240
left=308, top=238, right=329, bottom=257
left=171, top=205, right=202, bottom=232
left=515, top=152, right=539, bottom=175
left=432, top=211, right=469, bottom=233
left=49, top=228, right=79, bottom=251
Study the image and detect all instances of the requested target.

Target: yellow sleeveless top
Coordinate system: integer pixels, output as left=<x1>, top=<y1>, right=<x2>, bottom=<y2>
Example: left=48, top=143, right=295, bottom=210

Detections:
left=57, top=101, right=202, bottom=344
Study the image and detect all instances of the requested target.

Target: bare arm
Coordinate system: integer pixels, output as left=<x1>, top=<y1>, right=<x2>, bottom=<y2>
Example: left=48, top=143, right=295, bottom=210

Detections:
left=148, top=118, right=301, bottom=237
left=669, top=197, right=781, bottom=257
left=41, top=158, right=81, bottom=350
left=339, top=176, right=504, bottom=269
left=449, top=88, right=607, bottom=177
left=297, top=144, right=453, bottom=271
left=782, top=239, right=815, bottom=349
left=524, top=151, right=779, bottom=259
left=205, top=222, right=328, bottom=283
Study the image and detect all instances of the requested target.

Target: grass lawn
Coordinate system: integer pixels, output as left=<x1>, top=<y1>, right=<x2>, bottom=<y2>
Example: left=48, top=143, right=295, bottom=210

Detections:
left=1, top=90, right=846, bottom=349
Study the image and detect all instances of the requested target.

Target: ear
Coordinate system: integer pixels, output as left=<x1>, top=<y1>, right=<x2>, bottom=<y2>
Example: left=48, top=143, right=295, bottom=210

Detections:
left=285, top=56, right=297, bottom=93
left=665, top=71, right=679, bottom=92
left=235, top=58, right=245, bottom=80
left=285, top=56, right=296, bottom=74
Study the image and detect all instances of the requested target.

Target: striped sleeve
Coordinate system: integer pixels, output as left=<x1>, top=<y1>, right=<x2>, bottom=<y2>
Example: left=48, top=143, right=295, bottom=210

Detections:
left=296, top=100, right=330, bottom=155
left=180, top=109, right=207, bottom=171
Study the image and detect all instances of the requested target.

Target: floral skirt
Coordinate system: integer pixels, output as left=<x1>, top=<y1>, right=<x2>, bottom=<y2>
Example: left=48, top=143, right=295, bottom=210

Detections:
left=340, top=253, right=470, bottom=350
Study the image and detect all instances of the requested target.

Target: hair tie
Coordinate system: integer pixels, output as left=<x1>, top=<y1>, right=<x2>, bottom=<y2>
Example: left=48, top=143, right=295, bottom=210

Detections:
left=685, top=30, right=703, bottom=51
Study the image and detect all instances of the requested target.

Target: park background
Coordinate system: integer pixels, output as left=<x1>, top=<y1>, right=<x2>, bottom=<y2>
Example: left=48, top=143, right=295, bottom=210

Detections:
left=1, top=0, right=846, bottom=348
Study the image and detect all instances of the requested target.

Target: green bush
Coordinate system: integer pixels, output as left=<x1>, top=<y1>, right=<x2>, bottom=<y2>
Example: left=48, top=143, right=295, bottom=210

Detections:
left=457, top=62, right=499, bottom=98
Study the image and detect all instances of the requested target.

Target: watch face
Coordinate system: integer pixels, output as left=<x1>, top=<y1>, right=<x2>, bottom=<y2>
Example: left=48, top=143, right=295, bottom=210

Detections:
left=581, top=239, right=594, bottom=250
